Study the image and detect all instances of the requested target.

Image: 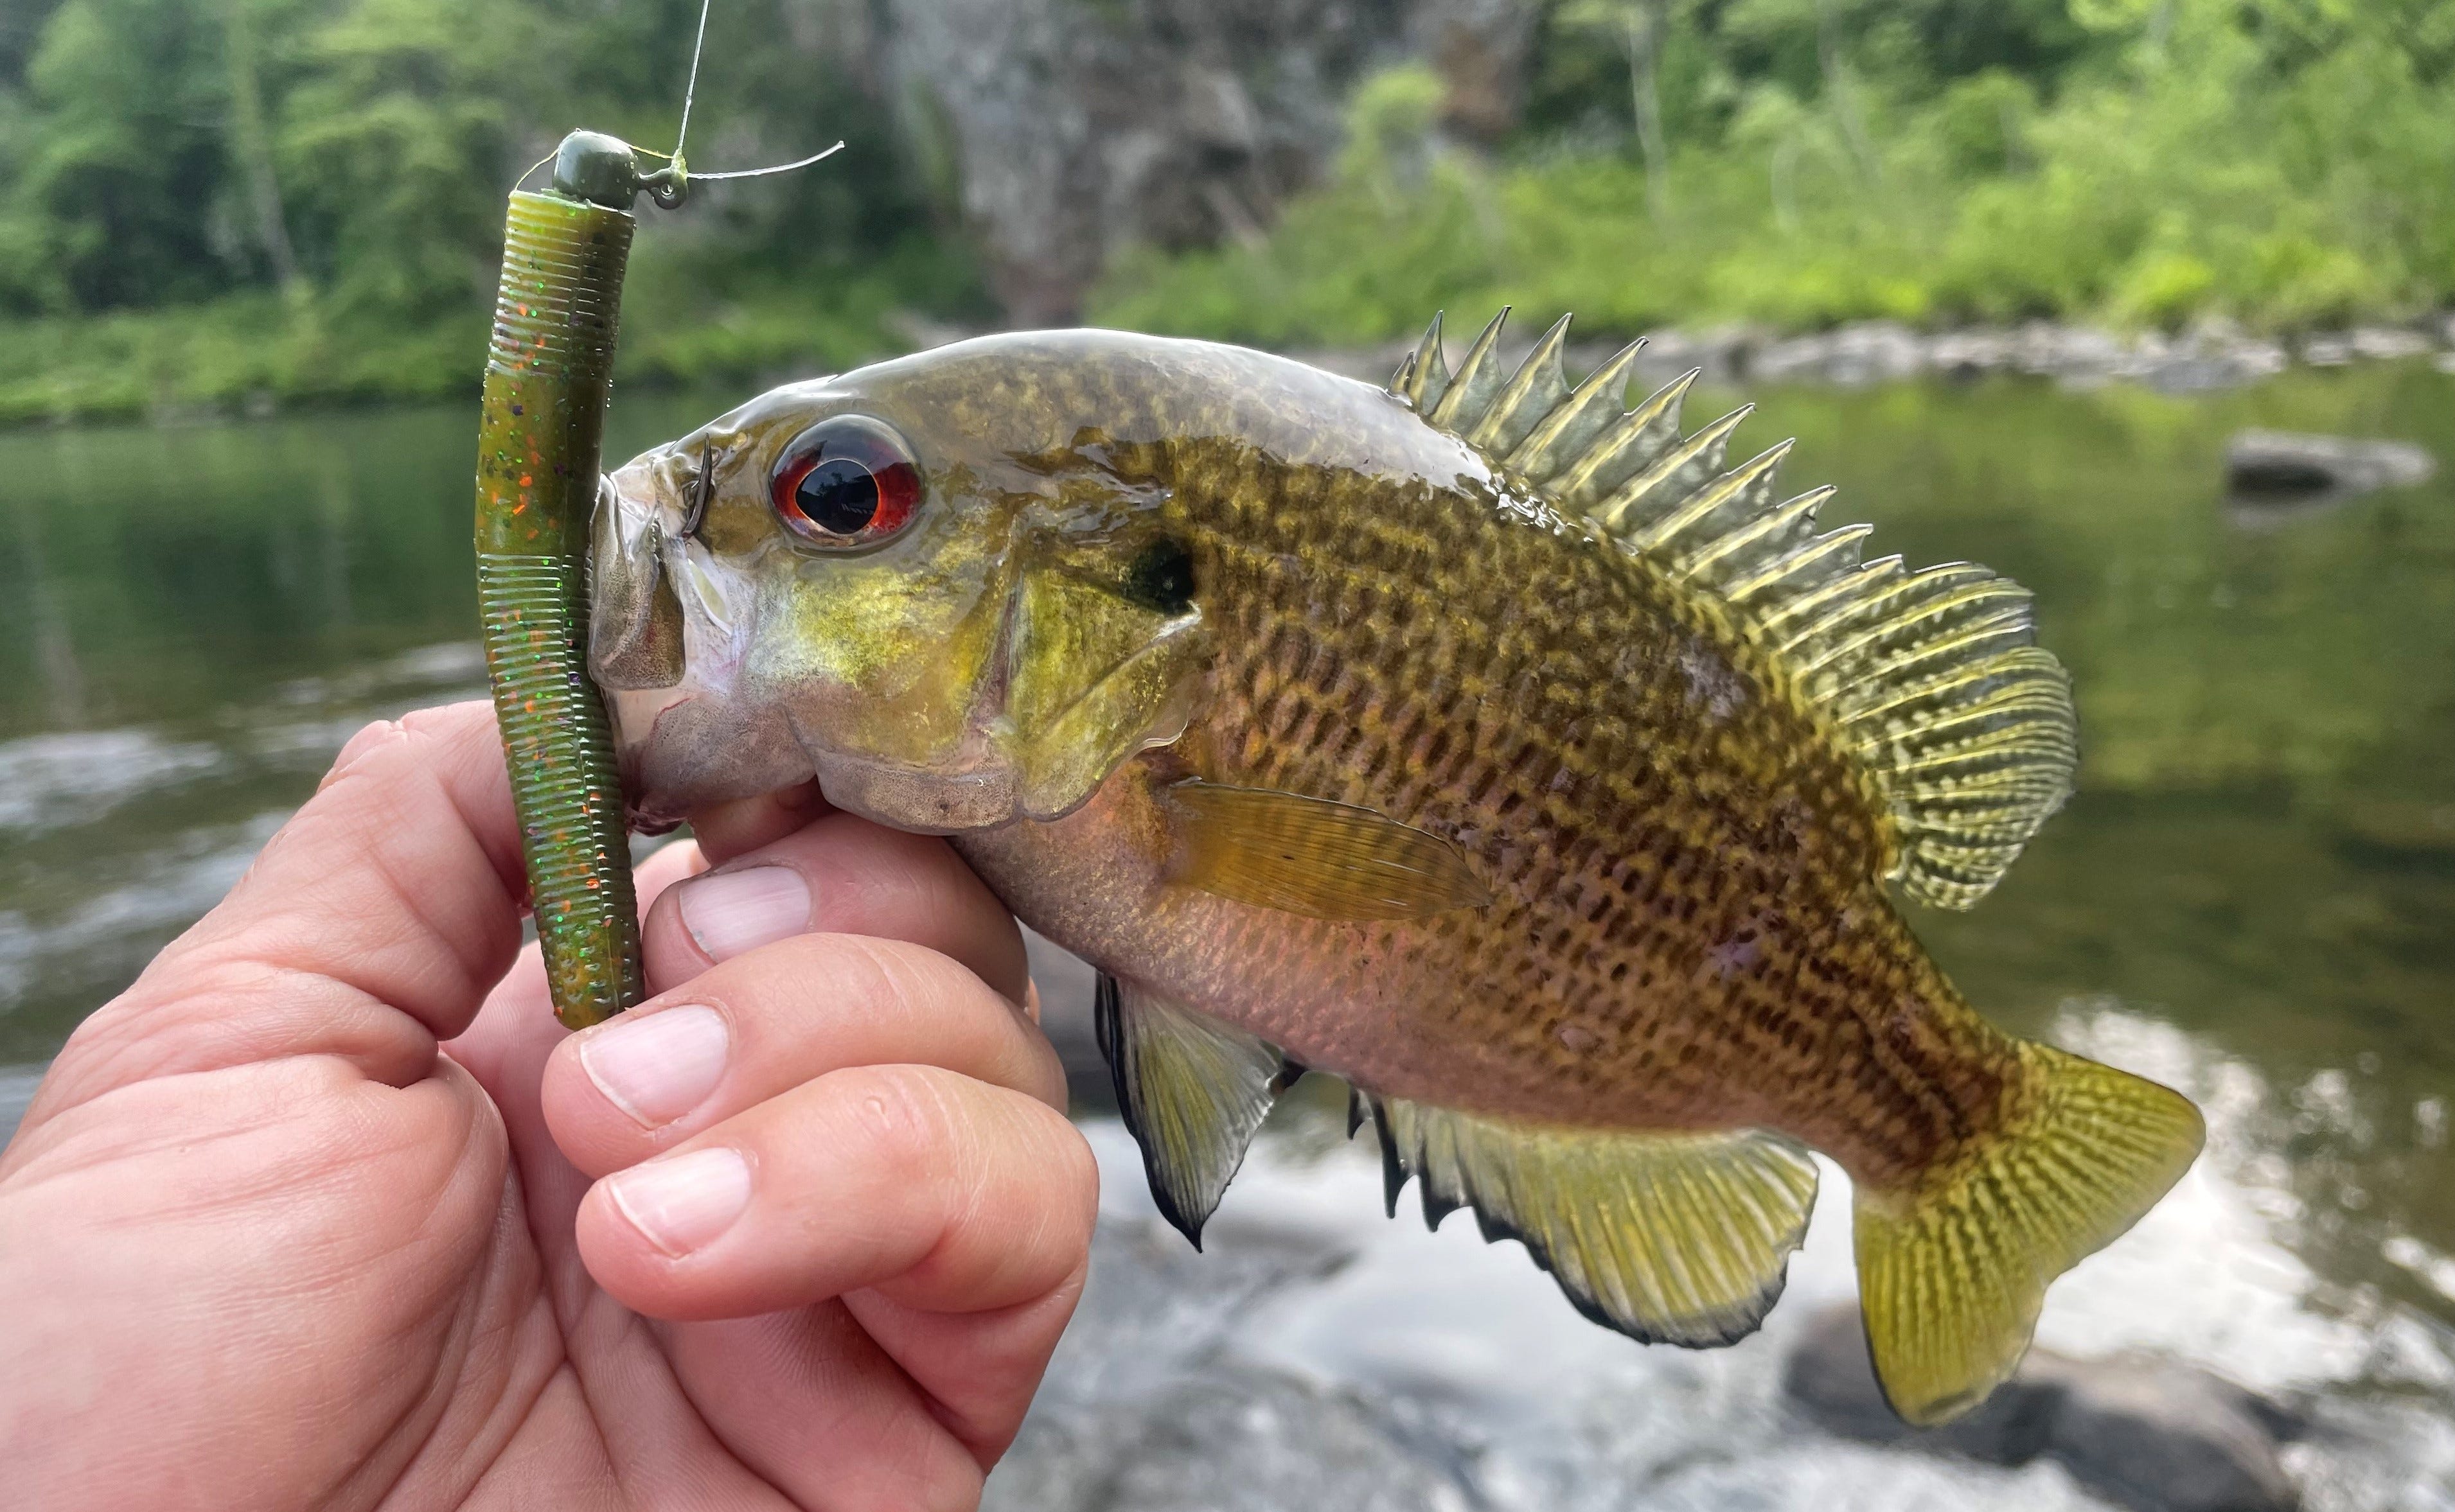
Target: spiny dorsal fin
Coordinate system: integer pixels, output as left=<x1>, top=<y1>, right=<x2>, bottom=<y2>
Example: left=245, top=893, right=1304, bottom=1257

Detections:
left=1385, top=310, right=2076, bottom=909
left=1097, top=972, right=1297, bottom=1247
left=1356, top=1091, right=1818, bottom=1348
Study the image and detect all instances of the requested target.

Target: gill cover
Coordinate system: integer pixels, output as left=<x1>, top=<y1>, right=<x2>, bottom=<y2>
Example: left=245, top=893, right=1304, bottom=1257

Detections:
left=589, top=382, right=1214, bottom=832
left=589, top=475, right=687, bottom=691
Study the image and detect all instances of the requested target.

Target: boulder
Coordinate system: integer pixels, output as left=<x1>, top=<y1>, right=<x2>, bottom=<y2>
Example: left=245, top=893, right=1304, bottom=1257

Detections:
left=2224, top=429, right=2435, bottom=508
left=1785, top=1301, right=2301, bottom=1512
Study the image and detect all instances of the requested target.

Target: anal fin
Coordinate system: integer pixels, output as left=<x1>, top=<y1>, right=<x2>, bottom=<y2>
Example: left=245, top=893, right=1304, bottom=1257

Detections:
left=1096, top=973, right=1297, bottom=1248
left=1360, top=1093, right=1819, bottom=1348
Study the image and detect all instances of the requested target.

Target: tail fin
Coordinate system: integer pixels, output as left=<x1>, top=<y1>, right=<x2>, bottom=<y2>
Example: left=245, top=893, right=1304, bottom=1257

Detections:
left=1853, top=1041, right=2203, bottom=1425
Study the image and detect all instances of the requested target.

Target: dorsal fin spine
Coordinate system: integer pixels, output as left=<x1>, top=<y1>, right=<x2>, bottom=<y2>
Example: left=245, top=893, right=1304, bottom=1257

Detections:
left=1468, top=313, right=1573, bottom=455
left=1426, top=308, right=1511, bottom=430
left=1767, top=558, right=1906, bottom=647
left=1509, top=338, right=1645, bottom=480
left=1726, top=514, right=1860, bottom=601
left=1550, top=369, right=1697, bottom=507
left=1397, top=312, right=1449, bottom=412
left=1388, top=308, right=2079, bottom=910
left=1593, top=406, right=1755, bottom=536
left=1684, top=485, right=1825, bottom=579
left=1638, top=440, right=1796, bottom=559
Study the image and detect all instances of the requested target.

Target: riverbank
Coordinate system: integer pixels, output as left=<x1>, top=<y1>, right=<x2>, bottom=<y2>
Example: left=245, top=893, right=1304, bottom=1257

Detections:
left=8, top=305, right=2455, bottom=432
left=1291, top=315, right=2455, bottom=398
left=0, top=249, right=969, bottom=430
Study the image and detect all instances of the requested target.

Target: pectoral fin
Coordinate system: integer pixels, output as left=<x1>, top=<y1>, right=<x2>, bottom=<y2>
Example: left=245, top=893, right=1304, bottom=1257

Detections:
left=1162, top=780, right=1492, bottom=920
left=1097, top=973, right=1298, bottom=1247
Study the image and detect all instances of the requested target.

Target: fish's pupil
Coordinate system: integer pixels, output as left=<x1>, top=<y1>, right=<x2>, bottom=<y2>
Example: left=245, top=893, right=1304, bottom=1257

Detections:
left=797, top=457, right=878, bottom=534
left=1124, top=538, right=1196, bottom=615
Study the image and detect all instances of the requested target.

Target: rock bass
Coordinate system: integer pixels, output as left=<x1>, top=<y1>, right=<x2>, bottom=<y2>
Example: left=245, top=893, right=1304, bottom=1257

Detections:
left=589, top=312, right=2204, bottom=1425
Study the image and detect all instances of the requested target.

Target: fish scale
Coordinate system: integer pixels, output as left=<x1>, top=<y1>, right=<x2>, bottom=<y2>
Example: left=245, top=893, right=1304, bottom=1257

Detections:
left=1138, top=436, right=1984, bottom=1169
left=598, top=319, right=2203, bottom=1423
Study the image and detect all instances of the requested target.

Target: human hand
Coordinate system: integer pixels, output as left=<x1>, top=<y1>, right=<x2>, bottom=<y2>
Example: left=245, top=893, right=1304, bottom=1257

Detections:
left=0, top=700, right=1095, bottom=1511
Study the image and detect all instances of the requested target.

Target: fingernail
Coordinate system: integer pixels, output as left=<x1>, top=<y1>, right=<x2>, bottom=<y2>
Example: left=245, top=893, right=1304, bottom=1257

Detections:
left=678, top=865, right=811, bottom=961
left=581, top=1005, right=729, bottom=1127
left=606, top=1146, right=752, bottom=1257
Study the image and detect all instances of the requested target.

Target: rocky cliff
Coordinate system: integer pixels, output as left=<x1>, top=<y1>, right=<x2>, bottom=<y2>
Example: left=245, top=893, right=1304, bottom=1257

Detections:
left=876, top=0, right=1533, bottom=324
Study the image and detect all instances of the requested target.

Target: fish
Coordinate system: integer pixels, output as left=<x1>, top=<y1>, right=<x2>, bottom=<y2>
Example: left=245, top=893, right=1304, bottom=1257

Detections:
left=587, top=310, right=2206, bottom=1426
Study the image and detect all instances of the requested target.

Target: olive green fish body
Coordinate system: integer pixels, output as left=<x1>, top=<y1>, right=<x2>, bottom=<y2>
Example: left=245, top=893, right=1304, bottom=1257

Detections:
left=957, top=429, right=2008, bottom=1193
left=594, top=320, right=2202, bottom=1425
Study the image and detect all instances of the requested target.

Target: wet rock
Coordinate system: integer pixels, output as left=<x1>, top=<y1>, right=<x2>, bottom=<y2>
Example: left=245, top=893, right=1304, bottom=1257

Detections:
left=2301, top=333, right=2356, bottom=367
left=1293, top=313, right=2434, bottom=400
left=1633, top=323, right=1762, bottom=387
left=2224, top=430, right=2435, bottom=509
left=986, top=1213, right=1466, bottom=1511
left=1785, top=1302, right=2301, bottom=1512
left=2352, top=327, right=2433, bottom=362
left=1013, top=1364, right=1479, bottom=1512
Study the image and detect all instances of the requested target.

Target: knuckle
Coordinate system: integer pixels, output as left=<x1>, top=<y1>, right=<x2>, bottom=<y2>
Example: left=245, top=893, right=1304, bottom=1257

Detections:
left=318, top=718, right=408, bottom=792
left=830, top=933, right=966, bottom=1021
left=837, top=1064, right=962, bottom=1189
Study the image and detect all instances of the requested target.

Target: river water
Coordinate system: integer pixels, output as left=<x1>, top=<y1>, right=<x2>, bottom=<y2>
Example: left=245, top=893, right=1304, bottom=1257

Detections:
left=2, top=365, right=2452, bottom=1505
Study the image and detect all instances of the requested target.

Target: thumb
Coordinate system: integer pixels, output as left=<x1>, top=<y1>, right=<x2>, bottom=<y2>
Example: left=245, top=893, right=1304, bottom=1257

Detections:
left=20, top=699, right=531, bottom=1130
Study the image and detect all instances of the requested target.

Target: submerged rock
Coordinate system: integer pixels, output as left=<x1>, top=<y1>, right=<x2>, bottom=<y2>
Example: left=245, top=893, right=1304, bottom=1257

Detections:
left=2224, top=429, right=2435, bottom=496
left=982, top=1213, right=1484, bottom=1512
left=2224, top=429, right=2436, bottom=518
left=1785, top=1302, right=2301, bottom=1512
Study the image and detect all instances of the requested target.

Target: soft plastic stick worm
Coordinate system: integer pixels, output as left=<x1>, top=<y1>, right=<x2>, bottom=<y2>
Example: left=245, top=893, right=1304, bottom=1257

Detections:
left=472, top=109, right=842, bottom=1030
left=473, top=132, right=655, bottom=1030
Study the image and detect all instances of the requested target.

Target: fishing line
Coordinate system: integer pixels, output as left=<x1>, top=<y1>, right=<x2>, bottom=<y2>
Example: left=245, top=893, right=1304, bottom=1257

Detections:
left=693, top=143, right=846, bottom=181
left=512, top=149, right=555, bottom=193
left=673, top=0, right=713, bottom=164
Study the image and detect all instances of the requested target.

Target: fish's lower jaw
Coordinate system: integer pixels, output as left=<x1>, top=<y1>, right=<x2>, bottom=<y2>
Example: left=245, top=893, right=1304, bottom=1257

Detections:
left=810, top=748, right=1019, bottom=834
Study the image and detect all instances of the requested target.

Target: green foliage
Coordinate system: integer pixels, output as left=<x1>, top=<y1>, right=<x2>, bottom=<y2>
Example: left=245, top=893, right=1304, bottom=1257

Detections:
left=0, top=0, right=984, bottom=420
left=0, top=0, right=245, bottom=312
left=1098, top=0, right=2455, bottom=344
left=10, top=0, right=2455, bottom=418
left=274, top=0, right=540, bottom=322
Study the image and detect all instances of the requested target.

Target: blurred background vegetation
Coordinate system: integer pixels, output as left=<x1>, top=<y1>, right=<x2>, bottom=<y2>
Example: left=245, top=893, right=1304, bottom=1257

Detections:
left=4, top=0, right=2455, bottom=419
left=1106, top=0, right=2455, bottom=343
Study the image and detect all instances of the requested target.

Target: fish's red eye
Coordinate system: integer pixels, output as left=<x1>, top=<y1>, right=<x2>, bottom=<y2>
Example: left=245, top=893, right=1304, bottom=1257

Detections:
left=768, top=416, right=922, bottom=547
